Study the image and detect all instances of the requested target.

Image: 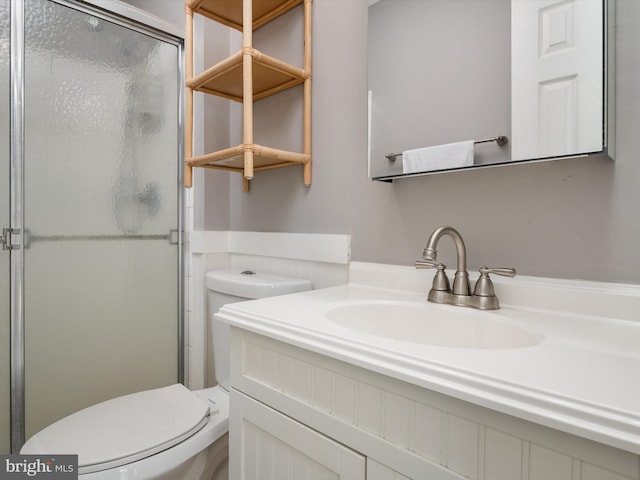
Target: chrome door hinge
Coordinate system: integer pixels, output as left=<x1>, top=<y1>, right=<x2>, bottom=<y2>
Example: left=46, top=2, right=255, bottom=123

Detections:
left=169, top=229, right=181, bottom=245
left=1, top=228, right=21, bottom=250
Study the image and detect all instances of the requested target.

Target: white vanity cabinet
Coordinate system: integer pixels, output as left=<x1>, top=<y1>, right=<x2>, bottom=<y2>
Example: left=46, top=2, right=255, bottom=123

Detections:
left=228, top=328, right=640, bottom=480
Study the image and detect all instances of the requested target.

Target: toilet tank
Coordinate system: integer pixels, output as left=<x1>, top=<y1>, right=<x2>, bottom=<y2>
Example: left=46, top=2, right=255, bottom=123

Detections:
left=205, top=269, right=312, bottom=390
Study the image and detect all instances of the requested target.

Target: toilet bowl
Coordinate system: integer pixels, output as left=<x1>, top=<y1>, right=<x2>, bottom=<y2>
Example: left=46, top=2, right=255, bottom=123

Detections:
left=21, top=269, right=311, bottom=479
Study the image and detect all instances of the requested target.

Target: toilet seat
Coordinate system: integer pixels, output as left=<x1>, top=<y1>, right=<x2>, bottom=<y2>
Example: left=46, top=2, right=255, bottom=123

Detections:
left=21, top=384, right=210, bottom=475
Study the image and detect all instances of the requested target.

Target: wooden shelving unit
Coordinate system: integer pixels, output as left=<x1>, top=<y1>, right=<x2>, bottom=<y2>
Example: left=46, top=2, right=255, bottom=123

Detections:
left=185, top=0, right=312, bottom=191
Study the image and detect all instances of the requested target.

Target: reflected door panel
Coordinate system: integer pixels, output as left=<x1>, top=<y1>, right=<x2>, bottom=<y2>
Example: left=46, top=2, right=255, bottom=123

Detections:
left=511, top=0, right=603, bottom=161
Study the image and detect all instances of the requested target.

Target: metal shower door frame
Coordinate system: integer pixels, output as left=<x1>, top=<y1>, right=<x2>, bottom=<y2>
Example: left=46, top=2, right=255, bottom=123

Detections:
left=9, top=0, right=26, bottom=456
left=8, top=0, right=185, bottom=453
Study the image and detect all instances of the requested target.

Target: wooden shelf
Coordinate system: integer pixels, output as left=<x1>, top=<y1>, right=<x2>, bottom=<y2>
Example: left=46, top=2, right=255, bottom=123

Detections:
left=187, top=144, right=310, bottom=192
left=188, top=144, right=310, bottom=170
left=185, top=0, right=312, bottom=191
left=187, top=0, right=303, bottom=31
left=189, top=48, right=308, bottom=102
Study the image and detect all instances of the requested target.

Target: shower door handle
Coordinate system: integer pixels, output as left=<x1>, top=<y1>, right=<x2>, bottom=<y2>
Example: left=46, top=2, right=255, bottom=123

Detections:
left=2, top=227, right=21, bottom=250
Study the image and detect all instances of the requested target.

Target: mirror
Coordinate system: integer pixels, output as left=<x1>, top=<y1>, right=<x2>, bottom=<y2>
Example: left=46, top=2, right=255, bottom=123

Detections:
left=368, top=0, right=614, bottom=181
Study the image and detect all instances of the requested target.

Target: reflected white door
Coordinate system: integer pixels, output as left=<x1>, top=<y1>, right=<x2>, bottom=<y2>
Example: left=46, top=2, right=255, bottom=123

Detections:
left=511, top=0, right=603, bottom=161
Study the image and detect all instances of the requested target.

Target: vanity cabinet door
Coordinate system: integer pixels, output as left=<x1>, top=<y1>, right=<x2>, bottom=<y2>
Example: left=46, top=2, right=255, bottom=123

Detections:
left=230, top=389, right=366, bottom=480
left=367, top=459, right=412, bottom=480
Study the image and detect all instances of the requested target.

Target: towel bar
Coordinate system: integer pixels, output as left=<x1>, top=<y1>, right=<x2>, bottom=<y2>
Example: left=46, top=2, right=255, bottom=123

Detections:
left=385, top=135, right=508, bottom=161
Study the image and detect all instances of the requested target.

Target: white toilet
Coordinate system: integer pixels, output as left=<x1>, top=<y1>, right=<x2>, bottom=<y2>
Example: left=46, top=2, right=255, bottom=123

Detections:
left=21, top=269, right=311, bottom=479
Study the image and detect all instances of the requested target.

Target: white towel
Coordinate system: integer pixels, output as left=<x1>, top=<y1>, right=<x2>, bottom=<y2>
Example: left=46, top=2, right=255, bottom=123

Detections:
left=402, top=140, right=474, bottom=174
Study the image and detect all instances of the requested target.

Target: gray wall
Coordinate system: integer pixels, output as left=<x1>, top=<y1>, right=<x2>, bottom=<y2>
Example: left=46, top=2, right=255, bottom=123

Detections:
left=226, top=0, right=640, bottom=284
left=127, top=0, right=640, bottom=284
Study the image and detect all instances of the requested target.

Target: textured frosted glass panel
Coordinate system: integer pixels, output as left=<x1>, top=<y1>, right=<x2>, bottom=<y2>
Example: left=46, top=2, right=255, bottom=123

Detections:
left=24, top=0, right=178, bottom=236
left=0, top=0, right=10, bottom=455
left=23, top=0, right=179, bottom=437
left=24, top=241, right=178, bottom=437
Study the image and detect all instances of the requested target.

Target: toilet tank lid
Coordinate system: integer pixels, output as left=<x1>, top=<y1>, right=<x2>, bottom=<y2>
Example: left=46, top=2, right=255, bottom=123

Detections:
left=205, top=269, right=312, bottom=299
left=21, top=384, right=210, bottom=474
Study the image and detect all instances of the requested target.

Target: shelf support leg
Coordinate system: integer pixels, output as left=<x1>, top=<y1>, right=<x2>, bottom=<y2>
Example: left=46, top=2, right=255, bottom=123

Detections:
left=242, top=0, right=254, bottom=184
left=185, top=4, right=194, bottom=187
left=303, top=0, right=312, bottom=186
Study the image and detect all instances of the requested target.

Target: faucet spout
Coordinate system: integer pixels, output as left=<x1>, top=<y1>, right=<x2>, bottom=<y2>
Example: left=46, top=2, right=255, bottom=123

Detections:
left=422, top=226, right=470, bottom=295
left=423, top=226, right=467, bottom=272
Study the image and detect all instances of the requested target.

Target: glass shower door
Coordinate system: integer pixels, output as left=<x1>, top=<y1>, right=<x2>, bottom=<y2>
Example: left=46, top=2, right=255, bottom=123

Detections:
left=0, top=0, right=10, bottom=454
left=23, top=0, right=182, bottom=439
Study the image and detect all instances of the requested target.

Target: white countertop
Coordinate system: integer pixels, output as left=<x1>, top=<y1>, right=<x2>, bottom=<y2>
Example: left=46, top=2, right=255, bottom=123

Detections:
left=216, top=262, right=640, bottom=454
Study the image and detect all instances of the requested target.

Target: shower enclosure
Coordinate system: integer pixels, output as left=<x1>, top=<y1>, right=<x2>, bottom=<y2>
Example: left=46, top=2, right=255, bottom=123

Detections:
left=1, top=0, right=184, bottom=453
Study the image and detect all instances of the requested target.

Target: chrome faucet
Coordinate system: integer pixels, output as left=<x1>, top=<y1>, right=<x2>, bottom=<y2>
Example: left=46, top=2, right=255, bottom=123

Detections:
left=415, top=226, right=516, bottom=310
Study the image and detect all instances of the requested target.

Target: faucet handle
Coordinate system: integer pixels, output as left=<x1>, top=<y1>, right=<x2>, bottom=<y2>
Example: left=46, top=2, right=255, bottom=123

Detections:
left=415, top=260, right=451, bottom=292
left=473, top=266, right=516, bottom=297
left=479, top=267, right=516, bottom=278
left=415, top=259, right=441, bottom=269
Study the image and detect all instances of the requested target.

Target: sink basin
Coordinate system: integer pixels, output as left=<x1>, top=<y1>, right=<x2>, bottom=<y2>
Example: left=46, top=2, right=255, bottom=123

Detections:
left=324, top=301, right=542, bottom=349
